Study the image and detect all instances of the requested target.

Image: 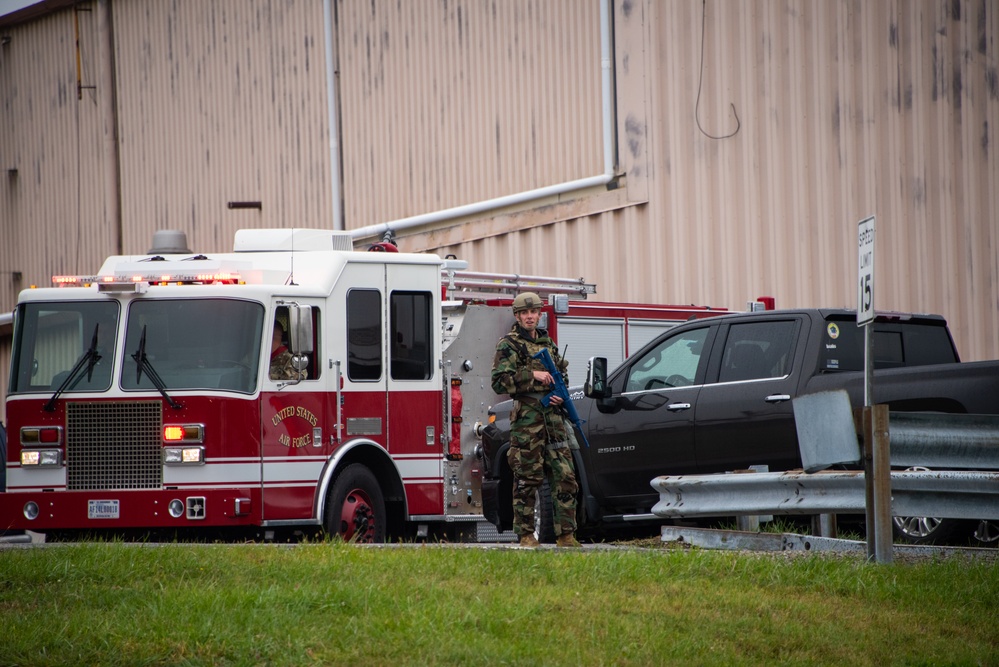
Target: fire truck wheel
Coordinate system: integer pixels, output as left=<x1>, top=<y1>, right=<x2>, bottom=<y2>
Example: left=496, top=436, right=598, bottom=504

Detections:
left=326, top=464, right=386, bottom=543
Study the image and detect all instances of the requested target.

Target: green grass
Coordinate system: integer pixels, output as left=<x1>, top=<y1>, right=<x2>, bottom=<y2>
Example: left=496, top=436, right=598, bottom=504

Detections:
left=1, top=541, right=997, bottom=666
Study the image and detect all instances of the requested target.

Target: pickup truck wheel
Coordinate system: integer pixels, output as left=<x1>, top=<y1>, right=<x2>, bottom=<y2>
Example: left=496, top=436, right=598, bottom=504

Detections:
left=972, top=521, right=999, bottom=547
left=325, top=464, right=386, bottom=543
left=891, top=516, right=970, bottom=545
left=891, top=466, right=971, bottom=545
left=534, top=479, right=556, bottom=544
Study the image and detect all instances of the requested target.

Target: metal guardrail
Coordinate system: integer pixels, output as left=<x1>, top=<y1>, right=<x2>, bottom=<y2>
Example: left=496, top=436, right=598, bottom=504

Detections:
left=889, top=412, right=999, bottom=470
left=651, top=469, right=999, bottom=520
left=660, top=525, right=999, bottom=559
left=650, top=399, right=999, bottom=525
left=792, top=391, right=999, bottom=473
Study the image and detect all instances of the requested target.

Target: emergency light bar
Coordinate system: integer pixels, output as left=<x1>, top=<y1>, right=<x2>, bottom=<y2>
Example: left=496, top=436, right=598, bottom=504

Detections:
left=53, top=258, right=249, bottom=288
left=53, top=271, right=244, bottom=287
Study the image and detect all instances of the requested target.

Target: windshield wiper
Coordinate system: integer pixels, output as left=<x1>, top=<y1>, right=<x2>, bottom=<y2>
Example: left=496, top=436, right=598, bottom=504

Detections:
left=44, top=324, right=102, bottom=412
left=131, top=325, right=183, bottom=410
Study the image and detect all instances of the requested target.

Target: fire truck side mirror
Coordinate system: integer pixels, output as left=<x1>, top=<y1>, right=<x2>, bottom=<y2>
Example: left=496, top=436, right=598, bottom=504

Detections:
left=584, top=356, right=610, bottom=399
left=287, top=304, right=314, bottom=356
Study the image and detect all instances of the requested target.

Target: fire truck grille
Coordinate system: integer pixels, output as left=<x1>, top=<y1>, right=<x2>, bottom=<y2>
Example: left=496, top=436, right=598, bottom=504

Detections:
left=66, top=402, right=163, bottom=490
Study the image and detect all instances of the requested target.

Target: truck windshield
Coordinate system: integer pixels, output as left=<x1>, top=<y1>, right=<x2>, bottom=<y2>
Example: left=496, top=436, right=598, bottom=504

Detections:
left=10, top=302, right=120, bottom=394
left=121, top=299, right=264, bottom=394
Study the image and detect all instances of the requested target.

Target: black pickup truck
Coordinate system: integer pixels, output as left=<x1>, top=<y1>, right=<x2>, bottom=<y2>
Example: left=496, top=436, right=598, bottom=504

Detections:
left=478, top=309, right=999, bottom=544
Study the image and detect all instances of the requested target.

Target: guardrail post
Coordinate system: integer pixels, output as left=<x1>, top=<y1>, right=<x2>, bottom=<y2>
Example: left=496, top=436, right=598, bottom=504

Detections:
left=863, top=405, right=893, bottom=563
left=811, top=513, right=837, bottom=538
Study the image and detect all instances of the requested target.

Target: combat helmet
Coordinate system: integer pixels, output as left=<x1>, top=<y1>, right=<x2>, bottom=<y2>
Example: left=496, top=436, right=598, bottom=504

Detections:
left=512, top=292, right=544, bottom=313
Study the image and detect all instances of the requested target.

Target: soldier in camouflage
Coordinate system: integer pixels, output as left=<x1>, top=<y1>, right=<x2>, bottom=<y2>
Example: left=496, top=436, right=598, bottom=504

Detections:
left=491, top=292, right=580, bottom=548
left=270, top=314, right=306, bottom=381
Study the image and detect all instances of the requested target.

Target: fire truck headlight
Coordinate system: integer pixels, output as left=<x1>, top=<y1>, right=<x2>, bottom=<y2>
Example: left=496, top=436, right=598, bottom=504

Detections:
left=23, top=502, right=39, bottom=520
left=168, top=499, right=185, bottom=518
left=163, top=446, right=205, bottom=465
left=20, top=449, right=62, bottom=467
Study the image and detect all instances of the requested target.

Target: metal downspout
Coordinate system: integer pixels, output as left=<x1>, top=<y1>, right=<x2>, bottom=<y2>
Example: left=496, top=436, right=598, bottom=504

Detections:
left=349, top=0, right=617, bottom=241
left=323, top=0, right=343, bottom=231
left=98, top=0, right=123, bottom=255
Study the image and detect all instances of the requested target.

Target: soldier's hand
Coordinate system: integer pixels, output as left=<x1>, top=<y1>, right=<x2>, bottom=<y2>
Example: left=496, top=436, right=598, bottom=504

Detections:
left=532, top=370, right=553, bottom=385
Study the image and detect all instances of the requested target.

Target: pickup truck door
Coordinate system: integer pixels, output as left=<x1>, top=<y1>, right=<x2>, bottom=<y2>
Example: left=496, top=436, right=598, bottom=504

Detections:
left=581, top=324, right=717, bottom=510
left=693, top=317, right=806, bottom=473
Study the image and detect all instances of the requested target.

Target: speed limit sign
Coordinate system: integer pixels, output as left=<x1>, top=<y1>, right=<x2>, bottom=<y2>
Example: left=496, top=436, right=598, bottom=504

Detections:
left=857, top=216, right=875, bottom=325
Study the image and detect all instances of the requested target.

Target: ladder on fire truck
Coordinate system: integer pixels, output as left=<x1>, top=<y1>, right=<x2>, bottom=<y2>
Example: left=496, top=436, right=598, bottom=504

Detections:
left=441, top=265, right=596, bottom=302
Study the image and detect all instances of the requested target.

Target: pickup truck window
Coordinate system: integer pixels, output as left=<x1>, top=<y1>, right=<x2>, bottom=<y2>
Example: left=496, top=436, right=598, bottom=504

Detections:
left=719, top=321, right=796, bottom=382
left=624, top=327, right=708, bottom=392
left=820, top=317, right=958, bottom=371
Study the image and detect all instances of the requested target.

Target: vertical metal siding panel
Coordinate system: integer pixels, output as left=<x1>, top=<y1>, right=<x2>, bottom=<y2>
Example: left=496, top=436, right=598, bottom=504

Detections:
left=113, top=0, right=330, bottom=255
left=425, top=0, right=996, bottom=362
left=982, top=0, right=999, bottom=362
left=658, top=0, right=697, bottom=304
left=335, top=0, right=603, bottom=230
left=0, top=6, right=114, bottom=294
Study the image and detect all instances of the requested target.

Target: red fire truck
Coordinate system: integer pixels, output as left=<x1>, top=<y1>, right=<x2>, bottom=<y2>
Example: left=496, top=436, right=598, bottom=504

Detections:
left=1, top=229, right=728, bottom=542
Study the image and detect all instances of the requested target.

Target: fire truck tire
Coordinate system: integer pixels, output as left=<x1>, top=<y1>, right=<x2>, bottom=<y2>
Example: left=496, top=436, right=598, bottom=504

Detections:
left=325, top=464, right=386, bottom=543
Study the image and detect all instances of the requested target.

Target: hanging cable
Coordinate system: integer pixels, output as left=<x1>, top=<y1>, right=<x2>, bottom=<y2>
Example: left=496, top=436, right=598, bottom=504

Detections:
left=695, top=0, right=740, bottom=140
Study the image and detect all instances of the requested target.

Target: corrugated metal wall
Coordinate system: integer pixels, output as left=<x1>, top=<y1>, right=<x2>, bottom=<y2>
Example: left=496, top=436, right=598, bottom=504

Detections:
left=112, top=0, right=332, bottom=252
left=0, top=6, right=116, bottom=300
left=403, top=0, right=998, bottom=363
left=334, top=0, right=604, bottom=227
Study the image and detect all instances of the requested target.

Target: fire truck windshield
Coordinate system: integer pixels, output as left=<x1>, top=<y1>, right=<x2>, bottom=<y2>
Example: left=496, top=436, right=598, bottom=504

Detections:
left=121, top=299, right=265, bottom=394
left=10, top=301, right=119, bottom=394
left=11, top=299, right=266, bottom=396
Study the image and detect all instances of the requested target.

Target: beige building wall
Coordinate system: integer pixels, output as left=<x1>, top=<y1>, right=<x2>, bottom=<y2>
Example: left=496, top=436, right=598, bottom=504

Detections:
left=392, top=0, right=999, bottom=366
left=111, top=0, right=333, bottom=251
left=1, top=0, right=997, bottom=421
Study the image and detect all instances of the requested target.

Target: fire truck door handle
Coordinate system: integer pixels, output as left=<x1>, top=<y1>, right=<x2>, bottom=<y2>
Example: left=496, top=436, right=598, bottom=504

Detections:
left=666, top=402, right=691, bottom=412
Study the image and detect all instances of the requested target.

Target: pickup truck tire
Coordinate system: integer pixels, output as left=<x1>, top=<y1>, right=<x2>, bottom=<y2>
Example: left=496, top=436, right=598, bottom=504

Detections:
left=972, top=520, right=999, bottom=548
left=325, top=464, right=386, bottom=543
left=891, top=515, right=973, bottom=545
left=890, top=466, right=973, bottom=545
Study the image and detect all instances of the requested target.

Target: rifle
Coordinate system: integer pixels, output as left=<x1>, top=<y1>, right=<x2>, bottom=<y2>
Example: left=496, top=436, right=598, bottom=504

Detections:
left=532, top=348, right=590, bottom=448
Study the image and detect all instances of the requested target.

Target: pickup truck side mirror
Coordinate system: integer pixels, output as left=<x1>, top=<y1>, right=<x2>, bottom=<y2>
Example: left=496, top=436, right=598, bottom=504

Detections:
left=584, top=356, right=611, bottom=399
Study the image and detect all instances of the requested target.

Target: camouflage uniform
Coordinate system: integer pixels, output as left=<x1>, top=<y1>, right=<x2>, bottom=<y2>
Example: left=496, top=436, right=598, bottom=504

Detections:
left=491, top=323, right=578, bottom=540
left=270, top=347, right=306, bottom=381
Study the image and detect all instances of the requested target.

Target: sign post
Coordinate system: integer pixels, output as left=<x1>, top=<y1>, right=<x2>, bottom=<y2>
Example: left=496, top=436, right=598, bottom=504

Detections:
left=857, top=216, right=891, bottom=563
